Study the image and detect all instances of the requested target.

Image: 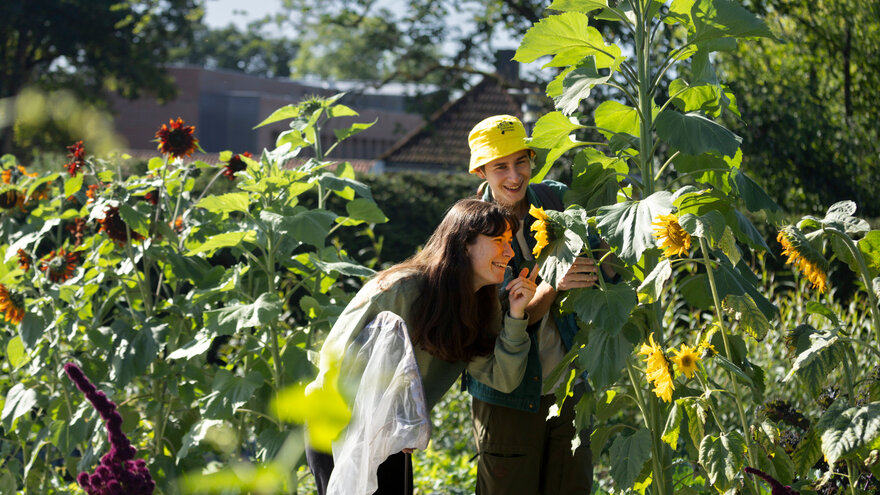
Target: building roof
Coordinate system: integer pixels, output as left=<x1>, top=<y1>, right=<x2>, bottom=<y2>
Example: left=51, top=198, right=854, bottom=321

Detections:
left=378, top=77, right=523, bottom=172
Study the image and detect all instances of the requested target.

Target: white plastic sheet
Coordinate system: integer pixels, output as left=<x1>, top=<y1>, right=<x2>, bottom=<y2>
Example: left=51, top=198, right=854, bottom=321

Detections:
left=327, top=311, right=431, bottom=495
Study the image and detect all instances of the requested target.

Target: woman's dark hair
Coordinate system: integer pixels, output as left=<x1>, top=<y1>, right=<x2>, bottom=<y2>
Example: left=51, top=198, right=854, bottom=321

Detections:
left=378, top=199, right=519, bottom=362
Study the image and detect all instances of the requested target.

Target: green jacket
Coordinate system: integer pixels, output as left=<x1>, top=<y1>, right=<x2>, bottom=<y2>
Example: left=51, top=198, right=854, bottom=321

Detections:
left=308, top=270, right=530, bottom=411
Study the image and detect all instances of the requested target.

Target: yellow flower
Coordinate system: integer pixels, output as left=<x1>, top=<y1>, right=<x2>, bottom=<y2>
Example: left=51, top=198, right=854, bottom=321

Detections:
left=0, top=284, right=25, bottom=325
left=777, top=226, right=828, bottom=293
left=638, top=333, right=675, bottom=402
left=698, top=340, right=717, bottom=358
left=529, top=205, right=551, bottom=258
left=670, top=343, right=702, bottom=379
left=652, top=214, right=691, bottom=258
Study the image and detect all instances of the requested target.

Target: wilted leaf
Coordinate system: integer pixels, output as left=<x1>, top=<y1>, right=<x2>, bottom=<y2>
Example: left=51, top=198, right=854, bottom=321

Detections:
left=816, top=401, right=880, bottom=466
left=699, top=432, right=746, bottom=491
left=783, top=329, right=847, bottom=397
left=722, top=294, right=770, bottom=341
left=637, top=258, right=672, bottom=304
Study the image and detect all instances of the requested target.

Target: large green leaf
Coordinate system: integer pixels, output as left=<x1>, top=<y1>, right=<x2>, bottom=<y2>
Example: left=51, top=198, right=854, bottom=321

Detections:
left=816, top=401, right=880, bottom=466
left=679, top=210, right=726, bottom=246
left=578, top=324, right=638, bottom=390
left=64, top=173, right=84, bottom=198
left=791, top=427, right=822, bottom=476
left=537, top=229, right=584, bottom=289
left=668, top=79, right=722, bottom=113
left=317, top=174, right=373, bottom=201
left=730, top=209, right=770, bottom=252
left=609, top=428, right=652, bottom=490
left=712, top=254, right=778, bottom=320
left=722, top=294, right=770, bottom=341
left=655, top=110, right=741, bottom=157
left=732, top=170, right=781, bottom=217
left=344, top=198, right=387, bottom=224
left=662, top=400, right=685, bottom=449
left=564, top=283, right=637, bottom=336
left=109, top=320, right=160, bottom=388
left=6, top=336, right=26, bottom=369
left=595, top=191, right=673, bottom=265
left=699, top=432, right=746, bottom=491
left=1, top=383, right=38, bottom=426
left=515, top=12, right=624, bottom=70
left=196, top=193, right=250, bottom=214
left=548, top=0, right=608, bottom=13
left=18, top=310, right=45, bottom=350
left=255, top=104, right=301, bottom=128
left=670, top=0, right=773, bottom=45
left=309, top=253, right=375, bottom=278
left=117, top=203, right=150, bottom=238
left=783, top=327, right=848, bottom=397
left=565, top=148, right=627, bottom=212
left=594, top=100, right=641, bottom=138
left=186, top=230, right=257, bottom=256
left=272, top=209, right=337, bottom=249
left=204, top=293, right=284, bottom=336
left=177, top=419, right=230, bottom=461
left=166, top=330, right=215, bottom=361
left=555, top=57, right=612, bottom=115
left=333, top=120, right=376, bottom=142
left=201, top=369, right=265, bottom=420
left=858, top=230, right=880, bottom=278
left=637, top=258, right=671, bottom=304
left=528, top=111, right=589, bottom=180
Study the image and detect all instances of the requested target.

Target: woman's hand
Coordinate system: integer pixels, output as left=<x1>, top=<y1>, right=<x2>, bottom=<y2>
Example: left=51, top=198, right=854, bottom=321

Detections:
left=506, top=266, right=539, bottom=319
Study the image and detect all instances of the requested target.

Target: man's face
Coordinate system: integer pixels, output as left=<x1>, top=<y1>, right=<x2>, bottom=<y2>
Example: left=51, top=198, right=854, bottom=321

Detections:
left=475, top=149, right=532, bottom=209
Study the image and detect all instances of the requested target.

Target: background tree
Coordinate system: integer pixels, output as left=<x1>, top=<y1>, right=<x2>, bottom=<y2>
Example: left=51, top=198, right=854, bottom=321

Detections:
left=719, top=0, right=880, bottom=216
left=168, top=20, right=299, bottom=78
left=0, top=0, right=201, bottom=154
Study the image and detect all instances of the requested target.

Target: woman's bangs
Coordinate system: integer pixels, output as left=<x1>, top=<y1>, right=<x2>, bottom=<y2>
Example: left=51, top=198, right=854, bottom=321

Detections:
left=479, top=209, right=519, bottom=237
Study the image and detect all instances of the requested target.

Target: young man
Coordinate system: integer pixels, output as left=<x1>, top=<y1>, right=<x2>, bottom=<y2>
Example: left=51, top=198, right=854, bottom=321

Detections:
left=465, top=115, right=616, bottom=495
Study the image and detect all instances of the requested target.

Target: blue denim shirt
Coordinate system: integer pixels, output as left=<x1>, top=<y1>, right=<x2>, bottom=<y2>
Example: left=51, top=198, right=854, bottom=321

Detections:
left=466, top=181, right=591, bottom=413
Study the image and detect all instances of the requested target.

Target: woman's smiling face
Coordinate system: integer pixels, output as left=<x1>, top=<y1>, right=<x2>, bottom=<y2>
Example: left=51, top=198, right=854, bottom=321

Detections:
left=467, top=229, right=515, bottom=291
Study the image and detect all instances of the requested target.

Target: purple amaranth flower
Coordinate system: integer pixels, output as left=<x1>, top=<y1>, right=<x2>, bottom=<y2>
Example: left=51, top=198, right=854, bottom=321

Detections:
left=744, top=466, right=799, bottom=495
left=64, top=362, right=155, bottom=495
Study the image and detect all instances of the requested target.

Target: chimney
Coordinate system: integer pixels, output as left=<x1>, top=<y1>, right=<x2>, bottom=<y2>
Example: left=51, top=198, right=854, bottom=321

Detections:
left=494, top=49, right=520, bottom=84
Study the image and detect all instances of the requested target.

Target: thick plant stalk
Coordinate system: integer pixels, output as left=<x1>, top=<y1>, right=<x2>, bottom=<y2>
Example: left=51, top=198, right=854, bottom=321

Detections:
left=699, top=237, right=759, bottom=490
left=625, top=357, right=667, bottom=495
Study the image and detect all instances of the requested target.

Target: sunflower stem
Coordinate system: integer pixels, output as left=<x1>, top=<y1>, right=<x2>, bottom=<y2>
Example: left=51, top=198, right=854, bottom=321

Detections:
left=625, top=355, right=667, bottom=495
left=699, top=237, right=758, bottom=491
left=824, top=227, right=880, bottom=348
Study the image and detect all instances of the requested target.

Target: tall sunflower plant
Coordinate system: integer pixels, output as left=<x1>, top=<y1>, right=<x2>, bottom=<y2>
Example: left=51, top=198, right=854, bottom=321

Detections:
left=0, top=93, right=384, bottom=493
left=514, top=1, right=800, bottom=493
left=771, top=201, right=880, bottom=493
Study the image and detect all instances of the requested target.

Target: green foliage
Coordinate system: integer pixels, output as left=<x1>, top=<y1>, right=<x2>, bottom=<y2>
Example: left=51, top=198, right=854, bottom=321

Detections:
left=0, top=95, right=383, bottom=492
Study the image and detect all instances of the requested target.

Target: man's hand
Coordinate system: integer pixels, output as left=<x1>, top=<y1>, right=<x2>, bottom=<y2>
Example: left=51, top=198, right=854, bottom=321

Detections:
left=556, top=257, right=600, bottom=291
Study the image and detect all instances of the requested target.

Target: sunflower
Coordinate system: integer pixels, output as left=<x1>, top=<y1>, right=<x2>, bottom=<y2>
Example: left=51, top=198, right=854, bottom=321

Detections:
left=66, top=140, right=86, bottom=176
left=0, top=284, right=25, bottom=325
left=17, top=249, right=31, bottom=271
left=66, top=217, right=88, bottom=246
left=0, top=188, right=24, bottom=210
left=777, top=226, right=828, bottom=293
left=670, top=343, right=702, bottom=379
left=40, top=248, right=79, bottom=283
left=698, top=340, right=717, bottom=358
left=143, top=190, right=159, bottom=206
left=1, top=169, right=10, bottom=184
left=529, top=205, right=552, bottom=258
left=222, top=151, right=252, bottom=180
left=639, top=333, right=675, bottom=402
left=97, top=206, right=144, bottom=245
left=155, top=117, right=199, bottom=158
left=85, top=184, right=100, bottom=203
left=170, top=215, right=184, bottom=232
left=652, top=214, right=691, bottom=258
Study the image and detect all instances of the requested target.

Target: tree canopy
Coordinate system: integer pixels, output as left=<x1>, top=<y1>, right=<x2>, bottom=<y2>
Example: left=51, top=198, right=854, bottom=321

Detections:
left=0, top=0, right=202, bottom=153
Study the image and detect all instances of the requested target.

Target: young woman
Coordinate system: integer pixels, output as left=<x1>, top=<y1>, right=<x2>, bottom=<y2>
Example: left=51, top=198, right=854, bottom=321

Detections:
left=305, top=198, right=538, bottom=495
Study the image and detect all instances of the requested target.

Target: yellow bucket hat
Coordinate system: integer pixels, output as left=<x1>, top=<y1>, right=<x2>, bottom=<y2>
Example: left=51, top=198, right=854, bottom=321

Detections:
left=467, top=115, right=532, bottom=173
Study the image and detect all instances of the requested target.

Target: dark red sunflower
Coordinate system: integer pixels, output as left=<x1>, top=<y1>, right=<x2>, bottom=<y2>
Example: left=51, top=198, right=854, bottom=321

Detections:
left=155, top=117, right=199, bottom=159
left=66, top=140, right=86, bottom=177
left=143, top=190, right=159, bottom=206
left=0, top=283, right=25, bottom=325
left=40, top=248, right=79, bottom=283
left=66, top=217, right=88, bottom=246
left=97, top=206, right=144, bottom=245
left=222, top=151, right=252, bottom=180
left=0, top=188, right=24, bottom=210
left=85, top=184, right=100, bottom=204
left=17, top=249, right=31, bottom=271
